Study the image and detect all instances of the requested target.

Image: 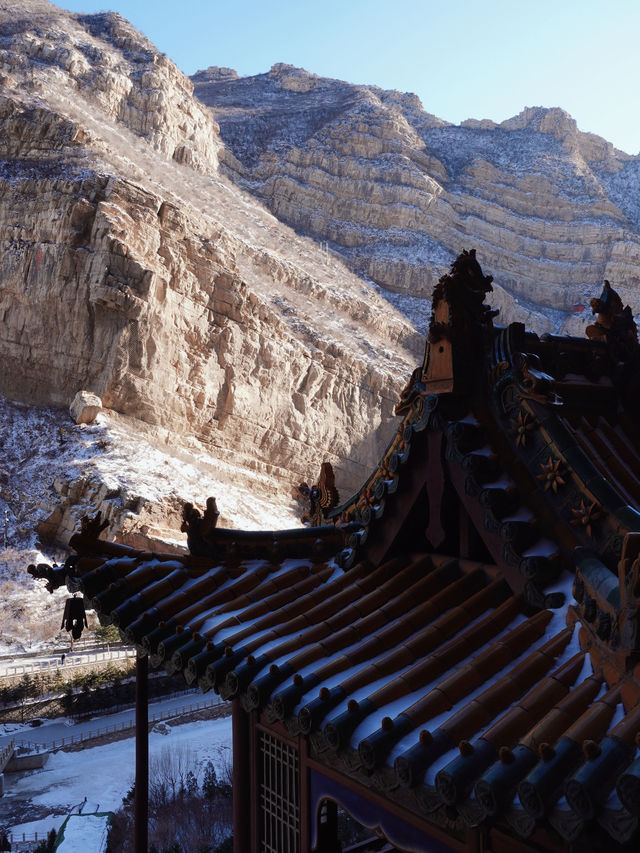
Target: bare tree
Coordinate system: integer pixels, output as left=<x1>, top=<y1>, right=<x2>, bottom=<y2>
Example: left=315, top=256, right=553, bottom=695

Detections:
left=149, top=743, right=195, bottom=806
left=108, top=743, right=234, bottom=851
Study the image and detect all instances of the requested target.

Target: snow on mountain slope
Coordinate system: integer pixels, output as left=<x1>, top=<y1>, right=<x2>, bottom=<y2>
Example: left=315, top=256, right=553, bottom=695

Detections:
left=0, top=392, right=303, bottom=649
left=194, top=65, right=640, bottom=334
left=0, top=1, right=422, bottom=543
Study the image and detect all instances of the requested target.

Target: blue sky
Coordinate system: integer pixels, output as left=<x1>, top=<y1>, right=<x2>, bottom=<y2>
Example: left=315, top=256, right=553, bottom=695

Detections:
left=58, top=0, right=640, bottom=154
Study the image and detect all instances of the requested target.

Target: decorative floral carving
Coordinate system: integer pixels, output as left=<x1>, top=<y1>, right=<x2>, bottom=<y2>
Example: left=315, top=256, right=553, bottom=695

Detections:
left=510, top=410, right=536, bottom=447
left=570, top=499, right=603, bottom=538
left=537, top=456, right=566, bottom=493
left=361, top=485, right=377, bottom=508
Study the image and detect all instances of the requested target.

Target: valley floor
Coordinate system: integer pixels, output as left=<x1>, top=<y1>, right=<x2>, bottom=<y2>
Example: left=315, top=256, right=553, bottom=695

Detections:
left=0, top=710, right=233, bottom=845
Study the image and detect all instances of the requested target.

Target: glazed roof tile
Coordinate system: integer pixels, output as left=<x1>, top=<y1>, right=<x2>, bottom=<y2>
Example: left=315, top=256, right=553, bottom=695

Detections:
left=42, top=523, right=640, bottom=845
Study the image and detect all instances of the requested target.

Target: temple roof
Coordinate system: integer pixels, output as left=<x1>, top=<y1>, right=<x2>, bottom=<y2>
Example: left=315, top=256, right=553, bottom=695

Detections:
left=31, top=251, right=640, bottom=850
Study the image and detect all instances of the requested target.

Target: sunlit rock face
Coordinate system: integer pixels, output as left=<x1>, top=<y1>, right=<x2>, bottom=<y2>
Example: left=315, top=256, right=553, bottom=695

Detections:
left=194, top=64, right=640, bottom=335
left=0, top=1, right=223, bottom=170
left=0, top=1, right=420, bottom=513
left=4, top=1, right=640, bottom=549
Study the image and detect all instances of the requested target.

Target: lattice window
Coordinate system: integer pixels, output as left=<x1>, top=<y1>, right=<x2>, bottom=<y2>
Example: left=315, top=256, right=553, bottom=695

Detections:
left=259, top=730, right=300, bottom=853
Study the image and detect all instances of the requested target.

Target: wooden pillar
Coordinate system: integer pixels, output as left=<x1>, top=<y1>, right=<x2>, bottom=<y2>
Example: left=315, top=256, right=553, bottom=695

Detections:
left=459, top=503, right=472, bottom=559
left=250, top=713, right=258, bottom=853
left=134, top=653, right=149, bottom=853
left=300, top=736, right=311, bottom=853
left=233, top=699, right=251, bottom=853
left=466, top=826, right=483, bottom=852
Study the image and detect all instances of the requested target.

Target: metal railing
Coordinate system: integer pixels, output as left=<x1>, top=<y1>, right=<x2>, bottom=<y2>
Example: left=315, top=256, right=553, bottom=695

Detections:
left=0, top=737, right=14, bottom=771
left=0, top=638, right=124, bottom=662
left=0, top=648, right=136, bottom=677
left=8, top=829, right=53, bottom=844
left=14, top=695, right=227, bottom=753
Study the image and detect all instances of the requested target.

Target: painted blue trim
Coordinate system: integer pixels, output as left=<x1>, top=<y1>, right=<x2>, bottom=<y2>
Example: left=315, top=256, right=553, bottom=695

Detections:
left=309, top=768, right=457, bottom=853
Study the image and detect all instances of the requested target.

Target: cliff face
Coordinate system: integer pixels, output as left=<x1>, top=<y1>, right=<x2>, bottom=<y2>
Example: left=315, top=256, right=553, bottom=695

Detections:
left=194, top=64, right=640, bottom=335
left=0, top=1, right=222, bottom=171
left=0, top=1, right=420, bottom=540
left=5, top=3, right=640, bottom=549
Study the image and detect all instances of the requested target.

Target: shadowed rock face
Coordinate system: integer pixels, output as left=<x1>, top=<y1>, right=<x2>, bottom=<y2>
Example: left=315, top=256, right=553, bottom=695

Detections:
left=0, top=1, right=420, bottom=508
left=194, top=64, right=640, bottom=336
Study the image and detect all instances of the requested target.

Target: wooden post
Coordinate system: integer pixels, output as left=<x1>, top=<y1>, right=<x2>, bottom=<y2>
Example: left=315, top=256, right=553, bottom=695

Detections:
left=300, top=736, right=311, bottom=853
left=233, top=699, right=251, bottom=853
left=134, top=654, right=149, bottom=853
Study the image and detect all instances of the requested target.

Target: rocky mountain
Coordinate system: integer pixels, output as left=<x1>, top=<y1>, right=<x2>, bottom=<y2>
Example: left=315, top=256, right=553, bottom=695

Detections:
left=194, top=63, right=640, bottom=335
left=3, top=1, right=640, bottom=557
left=0, top=1, right=421, bottom=550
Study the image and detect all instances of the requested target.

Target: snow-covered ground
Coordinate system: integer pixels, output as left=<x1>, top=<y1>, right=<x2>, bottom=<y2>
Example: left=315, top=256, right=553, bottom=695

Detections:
left=56, top=814, right=110, bottom=853
left=1, top=714, right=233, bottom=846
left=0, top=393, right=301, bottom=653
left=0, top=393, right=300, bottom=553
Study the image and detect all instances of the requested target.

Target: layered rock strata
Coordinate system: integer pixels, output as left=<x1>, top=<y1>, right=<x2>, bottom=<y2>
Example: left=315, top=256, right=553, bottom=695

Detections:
left=0, top=1, right=420, bottom=528
left=194, top=63, right=640, bottom=335
left=0, top=0, right=222, bottom=171
left=5, top=2, right=640, bottom=549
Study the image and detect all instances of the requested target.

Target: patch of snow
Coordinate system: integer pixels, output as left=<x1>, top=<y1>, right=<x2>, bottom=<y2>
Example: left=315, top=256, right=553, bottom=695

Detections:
left=0, top=393, right=303, bottom=651
left=3, top=715, right=232, bottom=835
left=484, top=476, right=516, bottom=490
left=56, top=813, right=109, bottom=853
left=609, top=699, right=627, bottom=731
left=353, top=604, right=573, bottom=752
left=423, top=746, right=458, bottom=786
left=544, top=569, right=577, bottom=601
left=522, top=540, right=561, bottom=559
